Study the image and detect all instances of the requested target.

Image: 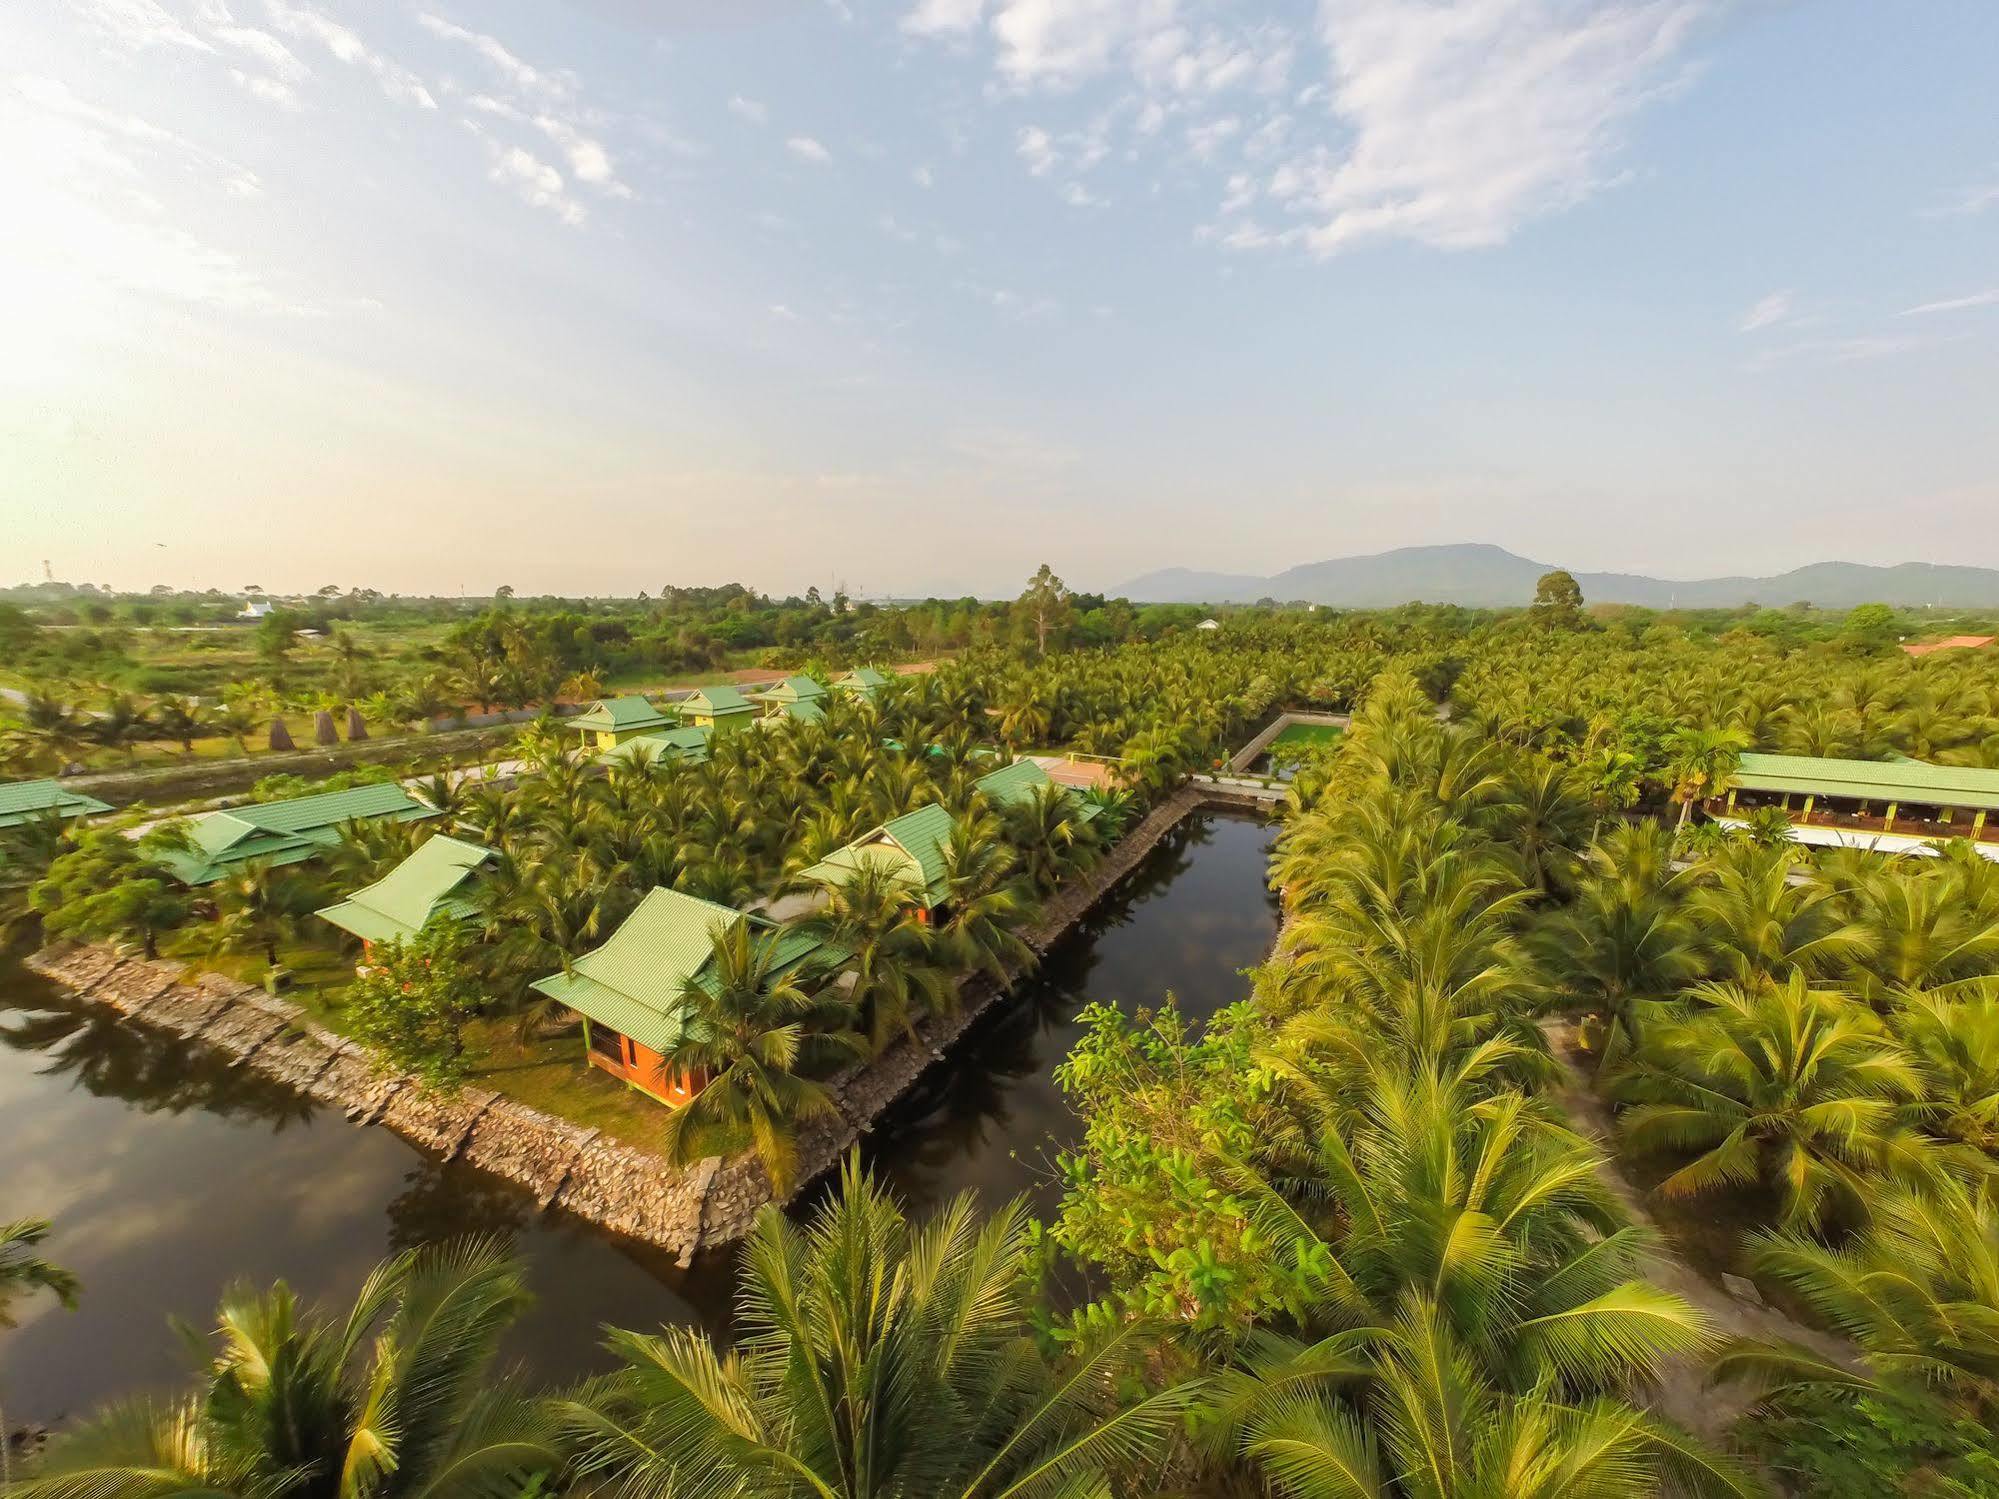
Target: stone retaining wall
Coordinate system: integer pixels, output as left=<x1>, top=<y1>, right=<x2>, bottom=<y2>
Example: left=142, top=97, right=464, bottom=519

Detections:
left=24, top=783, right=1274, bottom=1259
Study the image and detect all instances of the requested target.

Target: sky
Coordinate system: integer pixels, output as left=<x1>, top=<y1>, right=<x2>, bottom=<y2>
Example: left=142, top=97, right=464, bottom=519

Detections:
left=1, top=0, right=1995, bottom=600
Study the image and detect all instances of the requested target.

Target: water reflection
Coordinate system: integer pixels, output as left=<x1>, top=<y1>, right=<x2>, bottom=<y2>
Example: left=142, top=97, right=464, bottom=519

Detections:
left=853, top=813, right=1281, bottom=1220
left=0, top=812, right=1277, bottom=1426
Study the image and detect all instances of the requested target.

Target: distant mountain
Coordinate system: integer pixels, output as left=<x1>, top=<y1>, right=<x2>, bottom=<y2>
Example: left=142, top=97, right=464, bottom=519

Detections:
left=1116, top=544, right=1999, bottom=610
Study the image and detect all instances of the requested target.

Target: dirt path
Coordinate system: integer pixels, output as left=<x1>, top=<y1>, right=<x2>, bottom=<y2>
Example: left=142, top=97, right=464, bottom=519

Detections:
left=1537, top=1017, right=1858, bottom=1440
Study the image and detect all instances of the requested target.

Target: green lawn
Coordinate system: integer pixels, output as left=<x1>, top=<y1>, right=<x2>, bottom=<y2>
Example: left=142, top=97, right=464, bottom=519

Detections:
left=1270, top=722, right=1344, bottom=749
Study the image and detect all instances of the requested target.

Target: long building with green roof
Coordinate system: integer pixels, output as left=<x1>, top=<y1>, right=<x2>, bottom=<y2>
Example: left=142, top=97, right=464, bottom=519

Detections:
left=159, top=781, right=438, bottom=885
left=1712, top=751, right=1999, bottom=858
left=316, top=834, right=495, bottom=947
left=530, top=887, right=841, bottom=1106
left=752, top=674, right=828, bottom=713
left=0, top=778, right=113, bottom=832
left=569, top=695, right=672, bottom=749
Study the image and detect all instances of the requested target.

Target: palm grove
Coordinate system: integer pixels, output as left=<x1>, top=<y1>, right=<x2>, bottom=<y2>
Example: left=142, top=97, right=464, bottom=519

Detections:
left=7, top=576, right=1999, bottom=1497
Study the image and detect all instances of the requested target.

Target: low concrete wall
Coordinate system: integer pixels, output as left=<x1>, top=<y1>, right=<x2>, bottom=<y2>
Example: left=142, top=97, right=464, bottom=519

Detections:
left=1227, top=711, right=1350, bottom=774
left=25, top=782, right=1276, bottom=1259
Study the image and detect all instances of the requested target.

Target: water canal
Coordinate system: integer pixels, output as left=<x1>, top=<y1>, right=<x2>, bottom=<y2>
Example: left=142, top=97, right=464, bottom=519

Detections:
left=0, top=811, right=1278, bottom=1427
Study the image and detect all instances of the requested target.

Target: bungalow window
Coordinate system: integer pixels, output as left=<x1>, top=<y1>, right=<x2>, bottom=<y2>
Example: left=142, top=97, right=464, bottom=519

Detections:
left=588, top=1023, right=626, bottom=1062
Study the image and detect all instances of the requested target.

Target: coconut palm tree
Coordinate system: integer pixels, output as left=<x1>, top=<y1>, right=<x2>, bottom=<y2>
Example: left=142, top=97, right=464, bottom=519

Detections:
left=1897, top=989, right=1999, bottom=1153
left=1719, top=1181, right=1999, bottom=1417
left=997, top=779, right=1099, bottom=895
left=1, top=1218, right=80, bottom=1487
left=1686, top=843, right=1857, bottom=983
left=12, top=1237, right=554, bottom=1499
left=1661, top=724, right=1749, bottom=829
left=797, top=860, right=952, bottom=1052
left=555, top=1158, right=1199, bottom=1499
left=655, top=918, right=865, bottom=1192
left=936, top=814, right=1036, bottom=983
left=207, top=858, right=322, bottom=968
left=1612, top=974, right=1963, bottom=1228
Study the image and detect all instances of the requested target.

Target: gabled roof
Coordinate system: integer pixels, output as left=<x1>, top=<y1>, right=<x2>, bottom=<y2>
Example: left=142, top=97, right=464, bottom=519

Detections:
left=529, top=887, right=836, bottom=1055
left=570, top=696, right=670, bottom=733
left=598, top=725, right=712, bottom=768
left=0, top=779, right=114, bottom=830
left=835, top=667, right=890, bottom=691
left=754, top=674, right=828, bottom=705
left=316, top=835, right=494, bottom=945
left=1733, top=753, right=1999, bottom=813
left=775, top=697, right=825, bottom=724
left=974, top=758, right=1101, bottom=820
left=677, top=684, right=754, bottom=717
left=798, top=802, right=957, bottom=908
left=160, top=781, right=438, bottom=884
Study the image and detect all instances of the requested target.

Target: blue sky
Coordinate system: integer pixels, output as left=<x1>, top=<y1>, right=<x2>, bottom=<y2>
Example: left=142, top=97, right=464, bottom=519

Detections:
left=3, top=0, right=1995, bottom=598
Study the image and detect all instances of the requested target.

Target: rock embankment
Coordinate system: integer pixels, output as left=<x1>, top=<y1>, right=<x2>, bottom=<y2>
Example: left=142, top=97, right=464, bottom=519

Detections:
left=26, top=783, right=1273, bottom=1257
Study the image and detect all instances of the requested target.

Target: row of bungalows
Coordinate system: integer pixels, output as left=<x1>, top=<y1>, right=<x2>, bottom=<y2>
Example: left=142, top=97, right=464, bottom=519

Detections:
left=1708, top=752, right=1999, bottom=862
left=578, top=670, right=891, bottom=768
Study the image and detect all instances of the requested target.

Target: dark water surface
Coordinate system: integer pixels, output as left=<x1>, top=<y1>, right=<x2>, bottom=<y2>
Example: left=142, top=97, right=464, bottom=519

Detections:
left=0, top=812, right=1278, bottom=1425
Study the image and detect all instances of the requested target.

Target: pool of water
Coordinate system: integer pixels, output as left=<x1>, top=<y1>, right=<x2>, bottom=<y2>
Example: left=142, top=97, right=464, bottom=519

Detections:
left=0, top=812, right=1279, bottom=1426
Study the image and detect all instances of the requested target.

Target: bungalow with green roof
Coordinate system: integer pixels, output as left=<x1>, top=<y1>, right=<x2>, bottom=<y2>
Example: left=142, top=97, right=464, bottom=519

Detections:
left=530, top=887, right=841, bottom=1106
left=597, top=725, right=712, bottom=769
left=752, top=675, right=830, bottom=725
left=971, top=758, right=1101, bottom=821
left=569, top=696, right=672, bottom=750
left=158, top=781, right=438, bottom=885
left=1710, top=752, right=1999, bottom=861
left=316, top=834, right=495, bottom=950
left=833, top=666, right=891, bottom=700
left=675, top=684, right=756, bottom=737
left=797, top=802, right=957, bottom=917
left=0, top=778, right=113, bottom=833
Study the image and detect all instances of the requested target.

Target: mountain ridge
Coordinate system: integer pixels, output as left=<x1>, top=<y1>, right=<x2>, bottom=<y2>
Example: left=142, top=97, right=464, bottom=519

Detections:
left=1115, top=544, right=1999, bottom=610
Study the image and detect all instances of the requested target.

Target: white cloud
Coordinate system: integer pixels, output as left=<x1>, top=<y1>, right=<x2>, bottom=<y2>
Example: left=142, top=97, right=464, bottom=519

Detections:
left=1291, top=0, right=1708, bottom=255
left=786, top=134, right=831, bottom=163
left=211, top=23, right=307, bottom=79
left=1060, top=181, right=1101, bottom=206
left=1900, top=288, right=1999, bottom=316
left=909, top=0, right=1713, bottom=260
left=913, top=163, right=935, bottom=187
left=1934, top=179, right=1999, bottom=217
left=1184, top=114, right=1239, bottom=160
left=487, top=143, right=584, bottom=225
left=1017, top=125, right=1058, bottom=175
left=65, top=0, right=213, bottom=52
left=417, top=13, right=559, bottom=98
left=769, top=303, right=797, bottom=319
left=262, top=0, right=436, bottom=108
left=1738, top=288, right=1795, bottom=333
left=534, top=113, right=629, bottom=196
left=230, top=69, right=300, bottom=108
left=728, top=94, right=768, bottom=124
left=902, top=0, right=986, bottom=36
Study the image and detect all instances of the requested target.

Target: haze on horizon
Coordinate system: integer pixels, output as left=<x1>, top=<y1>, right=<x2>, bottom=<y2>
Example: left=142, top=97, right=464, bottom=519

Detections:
left=3, top=0, right=1995, bottom=602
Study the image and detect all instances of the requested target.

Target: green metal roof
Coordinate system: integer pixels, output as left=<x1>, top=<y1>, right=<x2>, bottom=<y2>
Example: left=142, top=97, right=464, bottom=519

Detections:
left=776, top=698, right=826, bottom=724
left=316, top=834, right=493, bottom=945
left=1733, top=753, right=1999, bottom=813
left=799, top=802, right=957, bottom=907
left=0, top=779, right=113, bottom=830
left=677, top=684, right=754, bottom=717
left=598, top=726, right=712, bottom=768
left=973, top=759, right=1100, bottom=821
left=835, top=667, right=890, bottom=692
left=569, top=696, right=670, bottom=732
left=529, top=887, right=838, bottom=1052
left=160, top=781, right=437, bottom=884
left=755, top=675, right=828, bottom=705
